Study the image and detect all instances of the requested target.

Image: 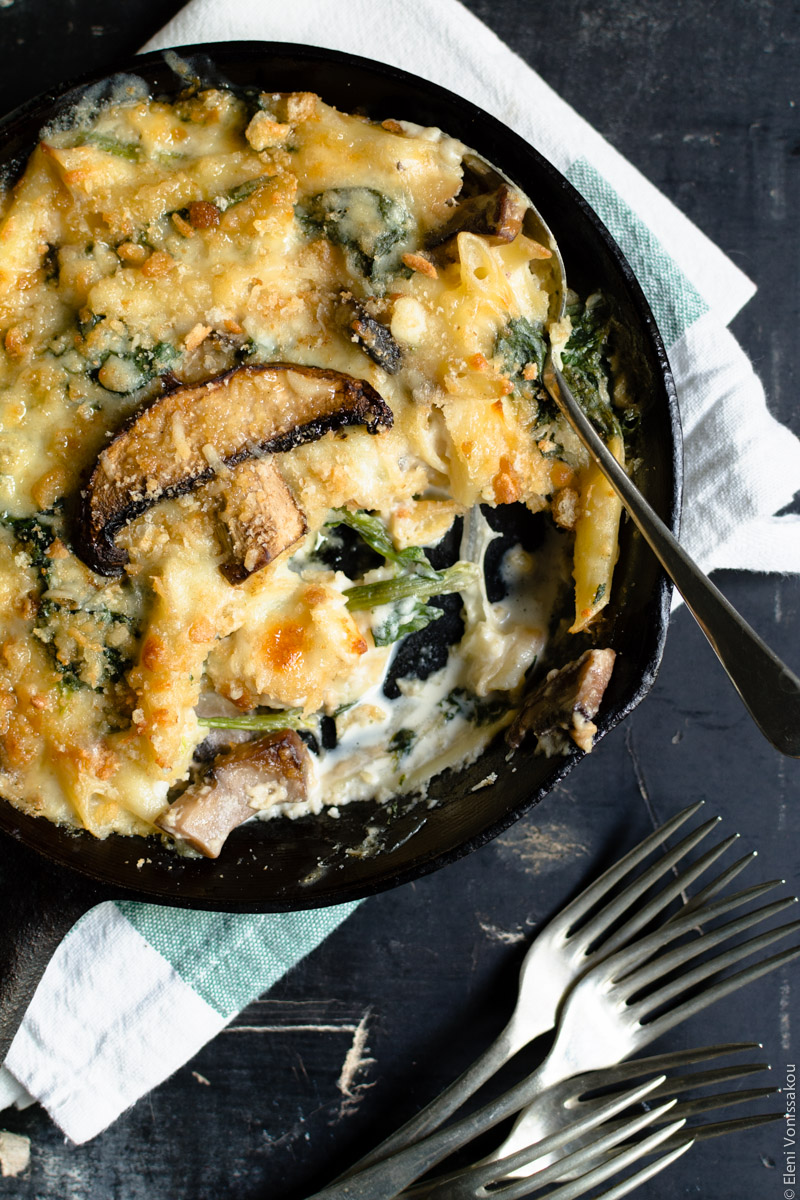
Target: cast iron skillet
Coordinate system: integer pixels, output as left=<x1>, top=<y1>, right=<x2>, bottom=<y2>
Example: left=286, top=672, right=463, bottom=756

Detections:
left=0, top=42, right=681, bottom=1055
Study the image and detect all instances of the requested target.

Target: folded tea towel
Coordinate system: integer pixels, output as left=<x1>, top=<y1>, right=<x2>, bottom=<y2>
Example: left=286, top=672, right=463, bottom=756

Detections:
left=1, top=0, right=798, bottom=1146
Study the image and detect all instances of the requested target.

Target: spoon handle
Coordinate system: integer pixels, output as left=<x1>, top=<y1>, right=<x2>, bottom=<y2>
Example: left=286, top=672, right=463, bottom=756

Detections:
left=545, top=360, right=800, bottom=758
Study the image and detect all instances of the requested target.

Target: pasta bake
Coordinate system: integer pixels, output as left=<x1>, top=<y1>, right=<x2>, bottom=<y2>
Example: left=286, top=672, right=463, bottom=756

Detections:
left=0, top=84, right=631, bottom=855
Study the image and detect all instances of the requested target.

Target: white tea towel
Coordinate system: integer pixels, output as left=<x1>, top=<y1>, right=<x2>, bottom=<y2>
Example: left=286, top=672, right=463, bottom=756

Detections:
left=2, top=0, right=799, bottom=1146
left=0, top=901, right=359, bottom=1144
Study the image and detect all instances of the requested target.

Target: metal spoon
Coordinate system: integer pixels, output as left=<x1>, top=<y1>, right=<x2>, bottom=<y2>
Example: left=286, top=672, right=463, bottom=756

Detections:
left=528, top=205, right=800, bottom=756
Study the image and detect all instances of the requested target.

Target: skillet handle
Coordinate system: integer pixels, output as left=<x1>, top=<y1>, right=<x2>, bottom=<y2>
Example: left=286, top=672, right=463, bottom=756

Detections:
left=0, top=834, right=105, bottom=1062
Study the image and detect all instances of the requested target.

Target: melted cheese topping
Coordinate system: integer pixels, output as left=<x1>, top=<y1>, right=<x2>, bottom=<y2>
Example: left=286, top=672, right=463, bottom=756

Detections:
left=0, top=86, right=596, bottom=841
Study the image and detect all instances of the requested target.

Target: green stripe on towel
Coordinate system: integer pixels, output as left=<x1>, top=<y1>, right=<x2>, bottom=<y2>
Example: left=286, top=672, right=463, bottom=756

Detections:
left=115, top=901, right=360, bottom=1018
left=566, top=157, right=708, bottom=347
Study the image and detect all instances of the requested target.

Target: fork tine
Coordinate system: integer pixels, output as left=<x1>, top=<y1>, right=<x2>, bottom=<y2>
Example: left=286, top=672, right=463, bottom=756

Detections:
left=543, top=1110, right=781, bottom=1199
left=597, top=1081, right=778, bottom=1136
left=626, top=896, right=798, bottom=998
left=641, top=1062, right=771, bottom=1100
left=407, top=1051, right=766, bottom=1199
left=656, top=1111, right=785, bottom=1151
left=406, top=1107, right=689, bottom=1200
left=665, top=850, right=758, bottom=922
left=574, top=1140, right=694, bottom=1200
left=405, top=1083, right=677, bottom=1200
left=629, top=909, right=800, bottom=1017
left=435, top=1078, right=674, bottom=1196
left=557, top=802, right=705, bottom=931
left=574, top=816, right=722, bottom=947
left=467, top=1103, right=683, bottom=1200
left=647, top=941, right=800, bottom=1041
left=573, top=1062, right=772, bottom=1124
left=605, top=879, right=788, bottom=982
left=580, top=1084, right=777, bottom=1154
left=563, top=1042, right=762, bottom=1098
left=597, top=832, right=741, bottom=958
left=545, top=1099, right=781, bottom=1198
left=504, top=1120, right=690, bottom=1200
left=669, top=1085, right=779, bottom=1119
left=528, top=1086, right=780, bottom=1199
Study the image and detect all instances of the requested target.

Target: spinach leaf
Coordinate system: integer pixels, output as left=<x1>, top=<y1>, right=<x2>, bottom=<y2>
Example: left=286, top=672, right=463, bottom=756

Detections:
left=389, top=728, right=416, bottom=760
left=221, top=175, right=272, bottom=207
left=439, top=687, right=511, bottom=727
left=336, top=510, right=476, bottom=647
left=36, top=599, right=137, bottom=690
left=495, top=316, right=547, bottom=383
left=74, top=132, right=142, bottom=161
left=2, top=509, right=141, bottom=690
left=493, top=316, right=553, bottom=416
left=297, top=187, right=410, bottom=277
left=89, top=337, right=179, bottom=394
left=198, top=707, right=311, bottom=733
left=327, top=509, right=436, bottom=578
left=346, top=562, right=477, bottom=648
left=344, top=561, right=477, bottom=612
left=371, top=597, right=444, bottom=648
left=561, top=295, right=620, bottom=440
left=1, top=512, right=57, bottom=569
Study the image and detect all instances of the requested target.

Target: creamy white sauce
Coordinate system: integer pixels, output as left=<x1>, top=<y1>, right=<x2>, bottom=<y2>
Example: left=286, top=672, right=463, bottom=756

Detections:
left=252, top=506, right=571, bottom=823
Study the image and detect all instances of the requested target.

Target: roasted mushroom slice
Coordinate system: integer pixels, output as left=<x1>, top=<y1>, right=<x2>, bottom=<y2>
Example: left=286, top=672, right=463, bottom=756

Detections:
left=338, top=292, right=402, bottom=374
left=155, top=729, right=310, bottom=858
left=507, top=648, right=616, bottom=755
left=78, top=363, right=393, bottom=575
left=427, top=183, right=527, bottom=249
left=459, top=151, right=505, bottom=196
left=217, top=457, right=307, bottom=583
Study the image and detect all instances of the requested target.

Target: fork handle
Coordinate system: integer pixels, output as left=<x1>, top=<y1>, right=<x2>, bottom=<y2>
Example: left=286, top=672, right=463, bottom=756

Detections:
left=342, top=1023, right=521, bottom=1175
left=305, top=1057, right=557, bottom=1200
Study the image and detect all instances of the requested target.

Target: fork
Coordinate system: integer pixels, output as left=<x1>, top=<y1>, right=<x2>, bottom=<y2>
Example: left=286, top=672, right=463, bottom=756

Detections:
left=403, top=1043, right=779, bottom=1196
left=402, top=1096, right=775, bottom=1200
left=485, top=876, right=799, bottom=1170
left=346, top=800, right=752, bottom=1171
left=400, top=1079, right=695, bottom=1200
left=305, top=877, right=799, bottom=1199
left=328, top=1076, right=693, bottom=1200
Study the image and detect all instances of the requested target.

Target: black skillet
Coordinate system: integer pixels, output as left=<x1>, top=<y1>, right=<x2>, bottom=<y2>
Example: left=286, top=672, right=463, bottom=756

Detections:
left=0, top=42, right=681, bottom=1057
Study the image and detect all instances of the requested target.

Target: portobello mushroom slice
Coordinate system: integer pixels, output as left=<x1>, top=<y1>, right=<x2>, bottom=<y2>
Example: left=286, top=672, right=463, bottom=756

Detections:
left=507, top=648, right=616, bottom=755
left=217, top=457, right=307, bottom=583
left=427, top=183, right=527, bottom=249
left=78, top=363, right=393, bottom=575
left=155, top=729, right=310, bottom=858
left=338, top=291, right=402, bottom=374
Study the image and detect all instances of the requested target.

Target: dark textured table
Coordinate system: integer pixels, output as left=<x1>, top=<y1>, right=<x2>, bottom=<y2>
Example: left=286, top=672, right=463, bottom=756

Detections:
left=0, top=1, right=798, bottom=1197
